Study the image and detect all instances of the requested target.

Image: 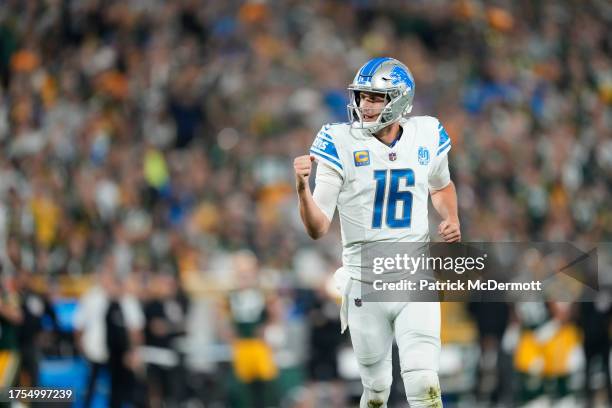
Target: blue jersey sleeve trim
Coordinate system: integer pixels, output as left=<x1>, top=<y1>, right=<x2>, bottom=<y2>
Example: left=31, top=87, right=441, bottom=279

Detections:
left=438, top=123, right=450, bottom=147
left=310, top=149, right=343, bottom=170
left=319, top=131, right=334, bottom=142
left=311, top=135, right=340, bottom=160
left=436, top=141, right=451, bottom=156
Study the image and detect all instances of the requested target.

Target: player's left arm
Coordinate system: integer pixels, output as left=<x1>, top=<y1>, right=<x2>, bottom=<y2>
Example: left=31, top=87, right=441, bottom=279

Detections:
left=428, top=120, right=460, bottom=242
left=430, top=180, right=460, bottom=242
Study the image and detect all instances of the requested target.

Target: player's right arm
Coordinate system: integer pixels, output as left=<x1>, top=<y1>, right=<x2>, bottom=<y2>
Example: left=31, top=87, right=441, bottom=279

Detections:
left=294, top=155, right=331, bottom=239
left=296, top=125, right=345, bottom=239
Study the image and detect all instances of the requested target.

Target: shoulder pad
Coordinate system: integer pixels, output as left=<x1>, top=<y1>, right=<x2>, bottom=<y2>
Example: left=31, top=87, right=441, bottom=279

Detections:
left=310, top=124, right=345, bottom=172
left=408, top=116, right=451, bottom=157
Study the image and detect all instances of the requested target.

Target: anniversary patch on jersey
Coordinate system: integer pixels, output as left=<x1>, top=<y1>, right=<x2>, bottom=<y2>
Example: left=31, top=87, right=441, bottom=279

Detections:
left=418, top=146, right=430, bottom=165
left=353, top=150, right=370, bottom=166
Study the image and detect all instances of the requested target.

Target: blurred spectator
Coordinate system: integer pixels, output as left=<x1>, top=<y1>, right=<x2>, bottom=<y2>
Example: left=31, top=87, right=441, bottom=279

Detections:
left=143, top=272, right=190, bottom=407
left=264, top=291, right=311, bottom=406
left=15, top=269, right=59, bottom=386
left=74, top=257, right=144, bottom=407
left=578, top=292, right=612, bottom=406
left=0, top=267, right=22, bottom=351
left=306, top=282, right=345, bottom=407
left=467, top=301, right=510, bottom=403
left=74, top=265, right=114, bottom=407
left=105, top=271, right=145, bottom=408
left=219, top=250, right=278, bottom=408
left=513, top=302, right=582, bottom=404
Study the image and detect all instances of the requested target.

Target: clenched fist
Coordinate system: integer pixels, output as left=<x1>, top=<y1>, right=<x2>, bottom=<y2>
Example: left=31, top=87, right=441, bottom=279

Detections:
left=294, top=155, right=315, bottom=191
left=438, top=218, right=461, bottom=242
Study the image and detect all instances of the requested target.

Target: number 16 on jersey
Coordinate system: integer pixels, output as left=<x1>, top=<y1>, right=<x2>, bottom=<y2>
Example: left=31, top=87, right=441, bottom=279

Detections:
left=372, top=168, right=415, bottom=229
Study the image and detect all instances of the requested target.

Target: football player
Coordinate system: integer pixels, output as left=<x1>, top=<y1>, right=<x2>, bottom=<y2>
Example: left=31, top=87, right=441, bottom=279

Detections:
left=294, top=57, right=460, bottom=407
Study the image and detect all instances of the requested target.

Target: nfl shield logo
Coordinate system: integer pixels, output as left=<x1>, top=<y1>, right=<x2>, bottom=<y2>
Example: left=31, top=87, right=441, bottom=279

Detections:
left=418, top=147, right=430, bottom=165
left=388, top=152, right=397, bottom=161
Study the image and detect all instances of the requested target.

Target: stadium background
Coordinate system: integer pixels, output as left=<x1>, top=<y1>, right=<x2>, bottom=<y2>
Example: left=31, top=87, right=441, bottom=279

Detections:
left=0, top=0, right=610, bottom=407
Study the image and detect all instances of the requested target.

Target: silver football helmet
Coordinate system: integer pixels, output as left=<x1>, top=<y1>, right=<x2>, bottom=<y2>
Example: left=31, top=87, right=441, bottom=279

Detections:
left=347, top=57, right=415, bottom=135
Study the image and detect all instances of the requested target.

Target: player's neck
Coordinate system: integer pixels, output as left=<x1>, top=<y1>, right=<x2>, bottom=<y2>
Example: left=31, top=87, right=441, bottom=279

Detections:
left=374, top=122, right=401, bottom=146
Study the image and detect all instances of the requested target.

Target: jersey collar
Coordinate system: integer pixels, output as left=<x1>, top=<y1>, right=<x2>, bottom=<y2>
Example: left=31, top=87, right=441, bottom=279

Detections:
left=374, top=124, right=403, bottom=148
left=389, top=126, right=403, bottom=147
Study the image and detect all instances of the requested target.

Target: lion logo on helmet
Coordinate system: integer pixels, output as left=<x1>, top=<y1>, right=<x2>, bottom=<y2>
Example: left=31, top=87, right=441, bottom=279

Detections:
left=389, top=66, right=413, bottom=90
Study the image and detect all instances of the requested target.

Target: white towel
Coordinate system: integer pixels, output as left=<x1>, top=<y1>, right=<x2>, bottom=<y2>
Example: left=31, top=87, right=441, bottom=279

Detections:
left=334, top=267, right=352, bottom=334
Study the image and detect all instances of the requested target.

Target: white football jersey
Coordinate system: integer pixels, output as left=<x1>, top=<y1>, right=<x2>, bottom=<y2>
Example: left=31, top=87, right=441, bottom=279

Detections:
left=310, top=116, right=452, bottom=278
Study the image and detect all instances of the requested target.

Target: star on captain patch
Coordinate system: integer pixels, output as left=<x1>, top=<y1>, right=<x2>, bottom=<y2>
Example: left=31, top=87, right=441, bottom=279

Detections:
left=388, top=152, right=397, bottom=161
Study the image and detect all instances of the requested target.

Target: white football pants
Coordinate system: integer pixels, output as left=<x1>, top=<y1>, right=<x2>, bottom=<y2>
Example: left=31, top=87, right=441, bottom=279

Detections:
left=346, top=280, right=443, bottom=408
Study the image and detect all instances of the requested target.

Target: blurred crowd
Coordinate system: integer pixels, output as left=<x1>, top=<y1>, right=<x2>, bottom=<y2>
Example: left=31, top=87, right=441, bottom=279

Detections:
left=0, top=0, right=610, bottom=407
